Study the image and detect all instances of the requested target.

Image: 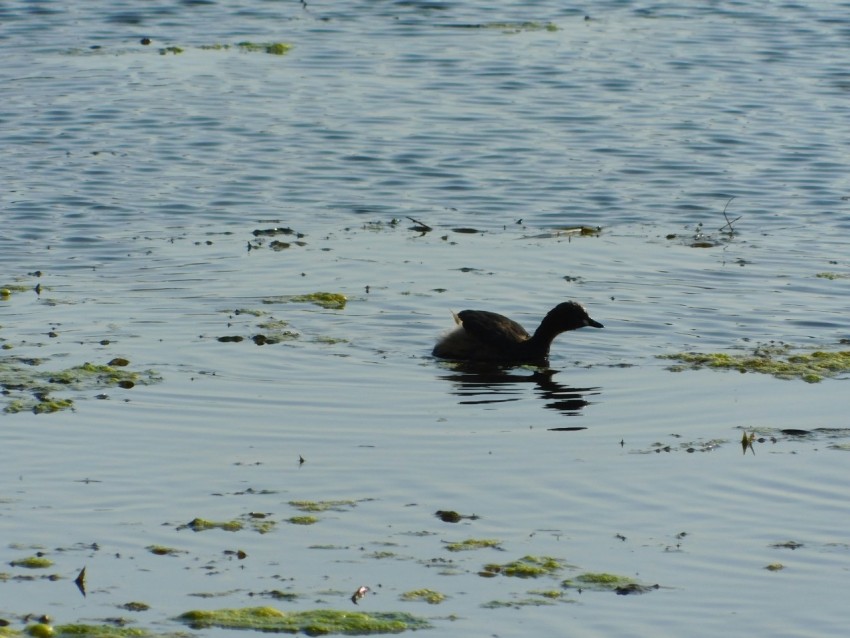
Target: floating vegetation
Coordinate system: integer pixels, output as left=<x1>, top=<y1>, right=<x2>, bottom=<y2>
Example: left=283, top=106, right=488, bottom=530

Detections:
left=216, top=309, right=299, bottom=346
left=240, top=512, right=277, bottom=534
left=177, top=607, right=430, bottom=634
left=555, top=225, right=602, bottom=237
left=529, top=589, right=566, bottom=600
left=237, top=41, right=293, bottom=55
left=659, top=342, right=850, bottom=383
left=287, top=516, right=318, bottom=526
left=480, top=555, right=563, bottom=579
left=400, top=589, right=446, bottom=604
left=289, top=499, right=357, bottom=512
left=771, top=540, right=804, bottom=550
left=25, top=623, right=157, bottom=637
left=121, top=601, right=151, bottom=611
left=562, top=572, right=660, bottom=595
left=232, top=308, right=266, bottom=317
left=765, top=563, right=785, bottom=571
left=815, top=272, right=850, bottom=280
left=1, top=357, right=162, bottom=414
left=264, top=292, right=347, bottom=310
left=443, top=538, right=502, bottom=552
left=181, top=518, right=243, bottom=533
left=563, top=572, right=630, bottom=590
left=10, top=556, right=53, bottom=569
left=159, top=46, right=184, bottom=55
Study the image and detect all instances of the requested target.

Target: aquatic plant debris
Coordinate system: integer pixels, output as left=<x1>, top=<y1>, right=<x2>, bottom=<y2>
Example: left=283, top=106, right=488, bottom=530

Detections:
left=10, top=556, right=53, bottom=569
left=289, top=499, right=358, bottom=512
left=1, top=357, right=162, bottom=414
left=264, top=292, right=347, bottom=310
left=400, top=589, right=446, bottom=604
left=177, top=606, right=430, bottom=634
left=181, top=517, right=243, bottom=532
left=24, top=623, right=158, bottom=637
left=480, top=555, right=563, bottom=578
left=659, top=343, right=850, bottom=383
left=443, top=538, right=502, bottom=552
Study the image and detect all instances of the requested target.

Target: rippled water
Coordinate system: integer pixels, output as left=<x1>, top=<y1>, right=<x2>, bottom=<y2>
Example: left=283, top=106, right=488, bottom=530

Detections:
left=2, top=1, right=850, bottom=636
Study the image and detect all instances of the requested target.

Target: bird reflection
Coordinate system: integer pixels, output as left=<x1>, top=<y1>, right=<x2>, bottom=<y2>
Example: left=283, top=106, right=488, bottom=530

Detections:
left=438, top=364, right=601, bottom=418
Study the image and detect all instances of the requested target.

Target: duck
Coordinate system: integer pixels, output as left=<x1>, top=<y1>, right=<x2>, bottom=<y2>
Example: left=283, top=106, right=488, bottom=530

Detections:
left=432, top=300, right=603, bottom=363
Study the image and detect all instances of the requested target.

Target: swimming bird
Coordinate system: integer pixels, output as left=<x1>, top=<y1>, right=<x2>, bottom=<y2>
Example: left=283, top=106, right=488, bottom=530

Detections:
left=432, top=301, right=603, bottom=363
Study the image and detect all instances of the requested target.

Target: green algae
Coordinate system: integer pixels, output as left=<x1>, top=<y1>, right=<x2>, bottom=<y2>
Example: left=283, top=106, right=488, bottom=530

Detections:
left=287, top=515, right=318, bottom=525
left=177, top=606, right=430, bottom=634
left=265, top=292, right=347, bottom=310
left=481, top=555, right=563, bottom=578
left=400, top=589, right=446, bottom=604
left=530, top=589, right=566, bottom=600
left=289, top=499, right=357, bottom=512
left=10, top=556, right=53, bottom=569
left=183, top=517, right=243, bottom=532
left=1, top=357, right=162, bottom=414
left=231, top=308, right=267, bottom=317
left=36, top=625, right=153, bottom=637
left=237, top=42, right=293, bottom=55
left=562, top=572, right=659, bottom=595
left=659, top=344, right=850, bottom=383
left=444, top=538, right=501, bottom=552
left=32, top=398, right=75, bottom=414
left=563, top=572, right=633, bottom=590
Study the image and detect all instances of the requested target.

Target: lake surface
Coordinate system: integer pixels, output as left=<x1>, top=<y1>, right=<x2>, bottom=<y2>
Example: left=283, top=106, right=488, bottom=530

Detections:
left=2, top=1, right=850, bottom=636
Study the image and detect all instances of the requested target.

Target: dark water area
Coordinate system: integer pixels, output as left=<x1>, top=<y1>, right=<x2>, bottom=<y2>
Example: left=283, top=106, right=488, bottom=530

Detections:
left=2, top=1, right=850, bottom=636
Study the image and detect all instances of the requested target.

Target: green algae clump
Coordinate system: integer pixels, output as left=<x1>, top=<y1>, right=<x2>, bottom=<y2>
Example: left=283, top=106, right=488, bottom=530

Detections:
left=289, top=292, right=347, bottom=310
left=444, top=538, right=501, bottom=552
left=237, top=41, right=293, bottom=55
left=24, top=624, right=53, bottom=638
left=400, top=588, right=446, bottom=604
left=264, top=292, right=347, bottom=310
left=184, top=517, right=243, bottom=532
left=32, top=397, right=75, bottom=414
left=289, top=499, right=357, bottom=512
left=481, top=555, right=563, bottom=578
left=288, top=515, right=318, bottom=525
left=43, top=625, right=152, bottom=637
left=660, top=345, right=850, bottom=383
left=178, top=606, right=430, bottom=634
left=11, top=556, right=53, bottom=569
left=2, top=357, right=162, bottom=414
left=564, top=572, right=633, bottom=590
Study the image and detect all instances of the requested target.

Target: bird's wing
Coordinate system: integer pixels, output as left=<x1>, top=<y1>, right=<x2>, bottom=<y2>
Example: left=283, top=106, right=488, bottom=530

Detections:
left=457, top=309, right=530, bottom=347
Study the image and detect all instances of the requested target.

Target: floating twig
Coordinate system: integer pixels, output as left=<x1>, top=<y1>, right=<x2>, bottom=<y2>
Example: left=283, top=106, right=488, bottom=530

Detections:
left=406, top=216, right=432, bottom=233
left=718, top=197, right=741, bottom=233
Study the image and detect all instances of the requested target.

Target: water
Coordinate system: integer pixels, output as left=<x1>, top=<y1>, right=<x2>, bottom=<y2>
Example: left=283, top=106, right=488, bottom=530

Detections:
left=2, top=1, right=850, bottom=636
